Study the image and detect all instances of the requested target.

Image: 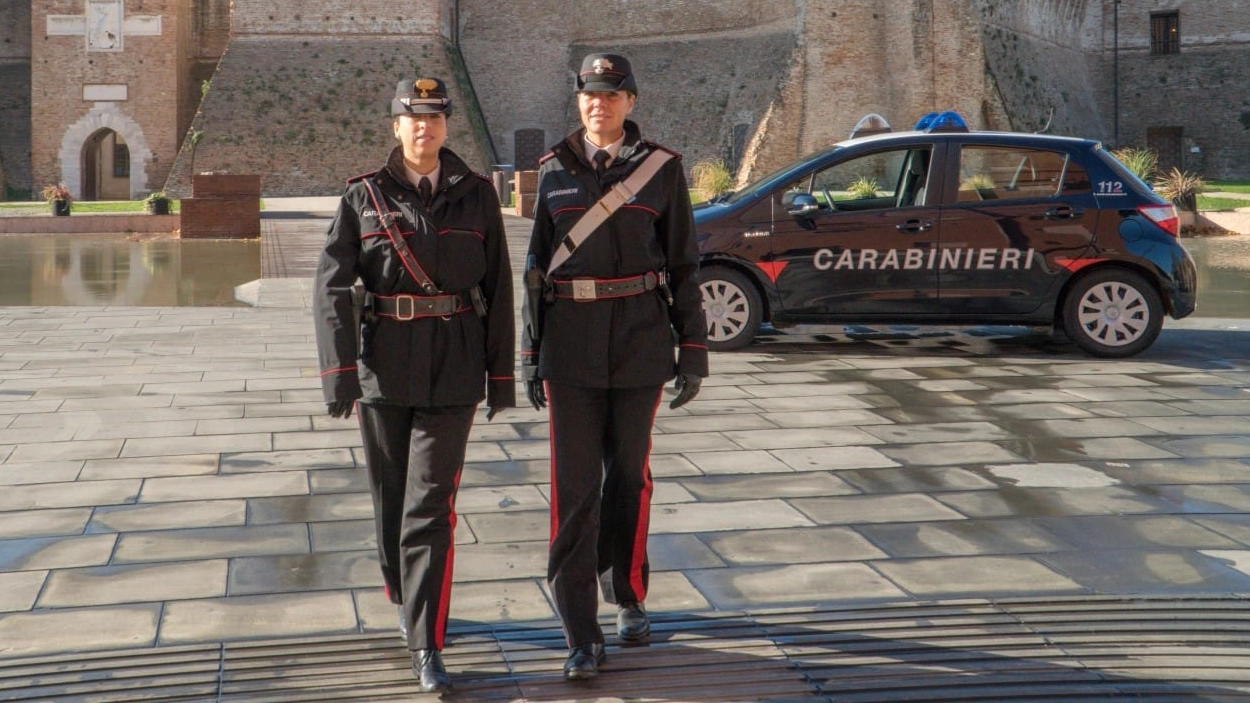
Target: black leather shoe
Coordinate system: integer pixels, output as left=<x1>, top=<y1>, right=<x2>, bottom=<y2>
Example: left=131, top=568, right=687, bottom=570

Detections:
left=563, top=643, right=606, bottom=680
left=412, top=649, right=451, bottom=694
left=397, top=605, right=408, bottom=644
left=617, top=602, right=650, bottom=642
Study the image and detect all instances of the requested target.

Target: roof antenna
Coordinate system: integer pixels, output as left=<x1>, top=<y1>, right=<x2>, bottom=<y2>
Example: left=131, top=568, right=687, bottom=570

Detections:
left=1036, top=107, right=1054, bottom=134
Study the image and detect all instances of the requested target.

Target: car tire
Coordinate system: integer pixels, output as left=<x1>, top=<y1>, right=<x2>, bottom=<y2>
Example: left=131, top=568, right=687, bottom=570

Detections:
left=700, top=267, right=763, bottom=352
left=1061, top=268, right=1163, bottom=358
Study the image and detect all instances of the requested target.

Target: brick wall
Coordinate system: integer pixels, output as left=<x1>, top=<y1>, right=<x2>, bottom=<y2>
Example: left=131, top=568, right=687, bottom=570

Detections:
left=1108, top=0, right=1250, bottom=178
left=30, top=0, right=182, bottom=198
left=227, top=0, right=443, bottom=36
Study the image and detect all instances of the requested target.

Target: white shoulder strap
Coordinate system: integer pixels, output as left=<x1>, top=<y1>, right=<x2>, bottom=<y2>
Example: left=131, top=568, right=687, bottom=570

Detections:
left=546, top=150, right=675, bottom=277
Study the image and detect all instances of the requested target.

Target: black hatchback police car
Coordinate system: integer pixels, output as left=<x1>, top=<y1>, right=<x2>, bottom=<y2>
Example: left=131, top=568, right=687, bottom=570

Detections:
left=695, top=112, right=1198, bottom=358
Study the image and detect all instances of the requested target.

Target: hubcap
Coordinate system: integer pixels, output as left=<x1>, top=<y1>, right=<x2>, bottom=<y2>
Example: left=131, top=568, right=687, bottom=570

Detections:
left=701, top=280, right=750, bottom=343
left=1076, top=281, right=1149, bottom=347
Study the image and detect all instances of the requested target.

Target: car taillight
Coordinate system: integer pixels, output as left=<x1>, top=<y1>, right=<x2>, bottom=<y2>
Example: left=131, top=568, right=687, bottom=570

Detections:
left=1138, top=204, right=1179, bottom=238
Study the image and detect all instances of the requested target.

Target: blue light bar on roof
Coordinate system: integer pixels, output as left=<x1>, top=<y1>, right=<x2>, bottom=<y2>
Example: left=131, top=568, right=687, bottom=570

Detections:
left=914, top=110, right=969, bottom=132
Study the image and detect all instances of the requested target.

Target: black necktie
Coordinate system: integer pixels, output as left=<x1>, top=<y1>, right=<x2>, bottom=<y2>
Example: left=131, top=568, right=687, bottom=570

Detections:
left=593, top=150, right=610, bottom=176
left=417, top=177, right=432, bottom=207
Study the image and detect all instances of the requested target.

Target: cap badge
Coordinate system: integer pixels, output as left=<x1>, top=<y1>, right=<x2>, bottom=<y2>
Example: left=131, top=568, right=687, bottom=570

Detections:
left=414, top=78, right=439, bottom=98
left=592, top=58, right=613, bottom=74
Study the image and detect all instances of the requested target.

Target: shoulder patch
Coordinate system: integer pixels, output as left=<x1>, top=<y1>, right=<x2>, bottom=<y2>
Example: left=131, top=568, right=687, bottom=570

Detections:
left=346, top=169, right=379, bottom=184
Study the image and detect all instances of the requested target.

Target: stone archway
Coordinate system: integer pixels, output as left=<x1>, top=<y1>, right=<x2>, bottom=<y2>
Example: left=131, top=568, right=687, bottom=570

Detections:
left=58, top=105, right=153, bottom=201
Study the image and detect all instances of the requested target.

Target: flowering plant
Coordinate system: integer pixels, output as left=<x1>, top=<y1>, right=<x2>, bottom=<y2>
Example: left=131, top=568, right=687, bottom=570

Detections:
left=40, top=183, right=73, bottom=204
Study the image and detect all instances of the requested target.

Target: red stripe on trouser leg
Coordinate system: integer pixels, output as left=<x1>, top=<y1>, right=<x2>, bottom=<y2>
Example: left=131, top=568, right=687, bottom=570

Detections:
left=546, top=380, right=558, bottom=548
left=433, top=467, right=462, bottom=651
left=628, top=389, right=663, bottom=600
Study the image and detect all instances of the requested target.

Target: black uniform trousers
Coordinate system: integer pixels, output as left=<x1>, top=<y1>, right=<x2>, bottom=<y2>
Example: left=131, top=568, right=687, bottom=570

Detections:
left=356, top=400, right=475, bottom=652
left=545, top=381, right=664, bottom=647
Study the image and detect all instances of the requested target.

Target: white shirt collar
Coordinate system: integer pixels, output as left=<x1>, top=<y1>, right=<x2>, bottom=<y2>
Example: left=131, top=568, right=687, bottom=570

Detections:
left=404, top=162, right=441, bottom=192
left=583, top=133, right=625, bottom=166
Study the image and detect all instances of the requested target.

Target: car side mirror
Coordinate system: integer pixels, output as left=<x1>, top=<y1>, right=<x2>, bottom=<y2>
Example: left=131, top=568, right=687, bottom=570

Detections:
left=787, top=193, right=820, bottom=218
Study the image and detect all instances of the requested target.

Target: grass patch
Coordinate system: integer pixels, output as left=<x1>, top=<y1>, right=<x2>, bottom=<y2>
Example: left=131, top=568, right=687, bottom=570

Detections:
left=1196, top=195, right=1250, bottom=212
left=1207, top=180, right=1250, bottom=194
left=0, top=200, right=182, bottom=213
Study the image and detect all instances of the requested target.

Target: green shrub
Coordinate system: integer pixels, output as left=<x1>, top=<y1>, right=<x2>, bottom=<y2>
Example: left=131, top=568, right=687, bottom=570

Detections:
left=848, top=176, right=879, bottom=199
left=1154, top=167, right=1205, bottom=212
left=1110, top=147, right=1158, bottom=182
left=691, top=161, right=735, bottom=201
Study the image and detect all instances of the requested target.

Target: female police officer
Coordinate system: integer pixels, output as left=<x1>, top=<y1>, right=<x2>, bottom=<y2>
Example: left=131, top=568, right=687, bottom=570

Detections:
left=313, top=77, right=514, bottom=694
left=521, top=54, right=708, bottom=680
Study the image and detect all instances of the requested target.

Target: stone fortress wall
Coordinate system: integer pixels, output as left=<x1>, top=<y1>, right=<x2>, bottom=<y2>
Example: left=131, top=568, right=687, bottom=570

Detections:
left=166, top=0, right=494, bottom=196
left=5, top=1, right=1250, bottom=197
left=0, top=0, right=33, bottom=196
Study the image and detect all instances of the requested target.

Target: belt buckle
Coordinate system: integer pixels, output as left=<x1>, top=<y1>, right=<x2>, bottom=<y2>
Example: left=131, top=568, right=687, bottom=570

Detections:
left=572, top=279, right=597, bottom=301
left=394, top=295, right=416, bottom=321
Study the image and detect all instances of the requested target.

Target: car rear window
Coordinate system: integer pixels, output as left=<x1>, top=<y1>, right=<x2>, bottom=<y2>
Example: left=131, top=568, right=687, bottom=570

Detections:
left=956, top=145, right=1086, bottom=203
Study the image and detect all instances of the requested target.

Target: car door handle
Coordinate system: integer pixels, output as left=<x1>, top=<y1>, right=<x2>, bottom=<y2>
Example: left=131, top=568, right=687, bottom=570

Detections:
left=1044, top=206, right=1083, bottom=220
left=896, top=219, right=934, bottom=233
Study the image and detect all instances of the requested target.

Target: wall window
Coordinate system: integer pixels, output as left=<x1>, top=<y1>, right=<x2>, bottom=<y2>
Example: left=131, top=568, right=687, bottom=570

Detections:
left=113, top=142, right=130, bottom=178
left=1150, top=11, right=1180, bottom=55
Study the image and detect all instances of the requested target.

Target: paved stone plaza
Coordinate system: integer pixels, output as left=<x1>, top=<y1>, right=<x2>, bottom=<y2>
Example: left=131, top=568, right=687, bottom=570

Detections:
left=1, top=201, right=1249, bottom=700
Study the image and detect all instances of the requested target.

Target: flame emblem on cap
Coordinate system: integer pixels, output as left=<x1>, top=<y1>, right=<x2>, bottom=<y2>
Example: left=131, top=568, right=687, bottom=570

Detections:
left=592, top=58, right=614, bottom=74
left=414, top=78, right=439, bottom=98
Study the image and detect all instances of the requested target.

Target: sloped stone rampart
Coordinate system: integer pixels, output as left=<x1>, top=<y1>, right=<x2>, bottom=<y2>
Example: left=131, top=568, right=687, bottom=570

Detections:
left=565, top=32, right=797, bottom=171
left=168, top=37, right=491, bottom=196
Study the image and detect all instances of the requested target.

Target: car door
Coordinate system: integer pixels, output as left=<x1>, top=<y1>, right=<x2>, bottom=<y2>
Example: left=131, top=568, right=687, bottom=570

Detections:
left=937, top=142, right=1099, bottom=315
left=766, top=146, right=942, bottom=317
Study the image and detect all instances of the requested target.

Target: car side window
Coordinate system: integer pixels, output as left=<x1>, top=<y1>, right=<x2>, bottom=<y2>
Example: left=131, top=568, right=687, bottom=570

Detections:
left=780, top=148, right=925, bottom=213
left=957, top=146, right=1073, bottom=203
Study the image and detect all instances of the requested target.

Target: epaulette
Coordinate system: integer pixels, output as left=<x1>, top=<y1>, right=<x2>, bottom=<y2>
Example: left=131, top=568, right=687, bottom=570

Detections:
left=472, top=172, right=493, bottom=183
left=345, top=169, right=380, bottom=184
left=538, top=151, right=557, bottom=165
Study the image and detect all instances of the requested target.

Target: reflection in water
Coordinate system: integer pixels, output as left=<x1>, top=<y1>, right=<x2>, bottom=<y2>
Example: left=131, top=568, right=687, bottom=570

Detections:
left=1183, top=234, right=1250, bottom=318
left=0, top=233, right=1245, bottom=314
left=1, top=235, right=261, bottom=307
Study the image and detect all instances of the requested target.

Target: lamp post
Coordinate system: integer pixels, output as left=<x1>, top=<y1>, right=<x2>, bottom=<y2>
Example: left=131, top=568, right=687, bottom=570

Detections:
left=1113, top=0, right=1120, bottom=146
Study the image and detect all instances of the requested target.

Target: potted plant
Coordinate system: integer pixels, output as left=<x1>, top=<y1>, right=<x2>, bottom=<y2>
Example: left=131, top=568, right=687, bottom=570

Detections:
left=1154, top=167, right=1205, bottom=213
left=144, top=191, right=173, bottom=215
left=40, top=183, right=72, bottom=216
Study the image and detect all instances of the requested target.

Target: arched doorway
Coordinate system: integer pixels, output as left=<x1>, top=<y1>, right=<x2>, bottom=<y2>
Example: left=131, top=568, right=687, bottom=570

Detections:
left=81, top=129, right=131, bottom=201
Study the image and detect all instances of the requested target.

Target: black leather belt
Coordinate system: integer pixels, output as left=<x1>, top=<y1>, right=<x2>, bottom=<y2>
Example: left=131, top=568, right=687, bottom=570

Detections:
left=553, top=271, right=664, bottom=302
left=370, top=292, right=469, bottom=320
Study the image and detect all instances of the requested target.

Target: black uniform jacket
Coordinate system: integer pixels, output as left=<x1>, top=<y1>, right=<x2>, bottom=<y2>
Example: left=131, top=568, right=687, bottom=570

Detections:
left=522, top=121, right=708, bottom=388
left=314, top=146, right=515, bottom=409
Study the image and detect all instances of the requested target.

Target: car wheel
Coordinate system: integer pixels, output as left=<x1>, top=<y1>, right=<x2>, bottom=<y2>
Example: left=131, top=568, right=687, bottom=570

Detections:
left=1062, top=268, right=1163, bottom=358
left=700, top=267, right=763, bottom=351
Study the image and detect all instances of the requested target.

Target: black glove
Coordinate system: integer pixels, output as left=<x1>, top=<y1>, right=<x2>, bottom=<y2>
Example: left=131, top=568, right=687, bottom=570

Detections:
left=486, top=406, right=500, bottom=421
left=526, top=379, right=547, bottom=410
left=327, top=400, right=355, bottom=419
left=522, top=365, right=546, bottom=410
left=669, top=374, right=702, bottom=410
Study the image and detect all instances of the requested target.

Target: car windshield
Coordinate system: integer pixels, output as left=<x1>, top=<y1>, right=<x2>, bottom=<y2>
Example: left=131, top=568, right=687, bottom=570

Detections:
left=722, top=145, right=845, bottom=205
